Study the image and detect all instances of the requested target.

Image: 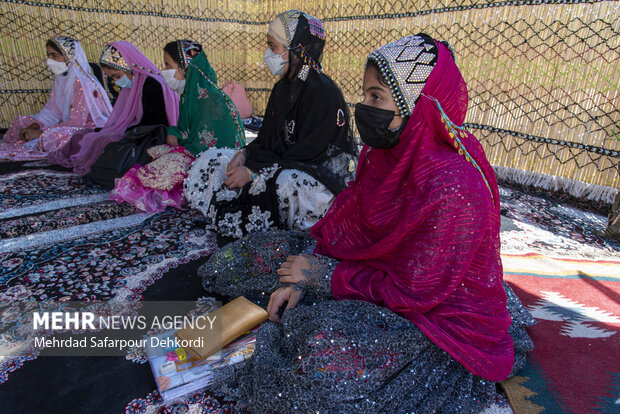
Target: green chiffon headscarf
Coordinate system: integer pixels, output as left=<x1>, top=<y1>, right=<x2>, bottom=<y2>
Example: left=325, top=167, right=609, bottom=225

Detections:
left=168, top=51, right=245, bottom=155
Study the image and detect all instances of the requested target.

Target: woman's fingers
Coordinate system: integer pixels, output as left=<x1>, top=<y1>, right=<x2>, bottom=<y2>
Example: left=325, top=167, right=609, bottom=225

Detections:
left=267, top=286, right=302, bottom=322
left=223, top=167, right=251, bottom=189
left=276, top=267, right=291, bottom=276
left=285, top=290, right=303, bottom=310
left=267, top=288, right=289, bottom=322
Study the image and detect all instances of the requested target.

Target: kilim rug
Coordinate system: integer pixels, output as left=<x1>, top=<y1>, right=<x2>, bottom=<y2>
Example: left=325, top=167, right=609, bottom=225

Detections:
left=499, top=187, right=620, bottom=413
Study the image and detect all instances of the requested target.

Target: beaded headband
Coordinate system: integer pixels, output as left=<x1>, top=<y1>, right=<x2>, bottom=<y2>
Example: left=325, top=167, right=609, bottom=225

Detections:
left=306, top=15, right=325, bottom=40
left=176, top=39, right=202, bottom=69
left=277, top=10, right=303, bottom=45
left=100, top=44, right=132, bottom=73
left=367, top=34, right=438, bottom=117
left=50, top=36, right=77, bottom=62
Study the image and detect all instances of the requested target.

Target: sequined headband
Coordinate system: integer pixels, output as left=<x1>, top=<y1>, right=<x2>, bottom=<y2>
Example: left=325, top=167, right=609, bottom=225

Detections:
left=50, top=36, right=77, bottom=62
left=367, top=35, right=438, bottom=117
left=177, top=40, right=202, bottom=69
left=276, top=10, right=302, bottom=46
left=100, top=45, right=132, bottom=73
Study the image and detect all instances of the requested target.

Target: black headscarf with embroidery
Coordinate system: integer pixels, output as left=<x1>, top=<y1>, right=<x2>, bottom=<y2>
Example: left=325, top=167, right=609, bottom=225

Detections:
left=245, top=11, right=356, bottom=195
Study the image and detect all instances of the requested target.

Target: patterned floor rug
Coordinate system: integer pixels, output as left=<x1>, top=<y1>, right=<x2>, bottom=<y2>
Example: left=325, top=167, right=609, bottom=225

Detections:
left=0, top=169, right=217, bottom=387
left=498, top=187, right=620, bottom=413
left=0, top=168, right=618, bottom=413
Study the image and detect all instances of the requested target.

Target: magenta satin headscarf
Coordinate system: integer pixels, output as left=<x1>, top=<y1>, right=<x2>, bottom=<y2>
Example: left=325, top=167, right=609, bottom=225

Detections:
left=311, top=38, right=513, bottom=381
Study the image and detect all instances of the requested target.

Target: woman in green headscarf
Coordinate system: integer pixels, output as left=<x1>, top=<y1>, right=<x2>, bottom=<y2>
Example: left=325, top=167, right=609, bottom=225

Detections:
left=111, top=40, right=245, bottom=212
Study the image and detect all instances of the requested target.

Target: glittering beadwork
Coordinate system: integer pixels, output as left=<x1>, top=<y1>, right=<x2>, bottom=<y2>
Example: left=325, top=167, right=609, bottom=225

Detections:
left=297, top=64, right=310, bottom=80
left=296, top=254, right=338, bottom=297
left=287, top=120, right=295, bottom=135
left=336, top=108, right=345, bottom=127
left=277, top=10, right=302, bottom=45
left=306, top=15, right=326, bottom=39
left=176, top=39, right=202, bottom=69
left=299, top=45, right=322, bottom=73
left=201, top=230, right=534, bottom=413
left=50, top=36, right=76, bottom=61
left=199, top=230, right=317, bottom=302
left=131, top=64, right=161, bottom=76
left=425, top=94, right=494, bottom=201
left=135, top=150, right=194, bottom=191
left=100, top=44, right=131, bottom=73
left=368, top=34, right=438, bottom=117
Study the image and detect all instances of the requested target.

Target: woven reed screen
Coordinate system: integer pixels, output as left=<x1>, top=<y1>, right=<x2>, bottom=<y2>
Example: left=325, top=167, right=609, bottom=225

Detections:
left=0, top=0, right=618, bottom=189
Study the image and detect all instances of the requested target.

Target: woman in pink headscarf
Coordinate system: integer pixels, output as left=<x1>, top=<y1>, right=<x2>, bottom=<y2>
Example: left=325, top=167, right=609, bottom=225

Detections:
left=49, top=41, right=179, bottom=175
left=199, top=34, right=534, bottom=412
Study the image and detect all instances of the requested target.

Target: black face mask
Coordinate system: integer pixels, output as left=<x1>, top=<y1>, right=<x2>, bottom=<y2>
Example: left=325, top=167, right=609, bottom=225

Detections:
left=354, top=103, right=406, bottom=149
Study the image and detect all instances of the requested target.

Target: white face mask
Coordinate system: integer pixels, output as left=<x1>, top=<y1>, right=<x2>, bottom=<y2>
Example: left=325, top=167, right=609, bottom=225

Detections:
left=161, top=69, right=186, bottom=94
left=263, top=48, right=288, bottom=76
left=46, top=58, right=68, bottom=76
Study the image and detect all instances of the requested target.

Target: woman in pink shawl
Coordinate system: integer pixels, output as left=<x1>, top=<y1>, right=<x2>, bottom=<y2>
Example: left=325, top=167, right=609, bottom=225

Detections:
left=48, top=41, right=179, bottom=175
left=198, top=35, right=534, bottom=412
left=0, top=36, right=111, bottom=161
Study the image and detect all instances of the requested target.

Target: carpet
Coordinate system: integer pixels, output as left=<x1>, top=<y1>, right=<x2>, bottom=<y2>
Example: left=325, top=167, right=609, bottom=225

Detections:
left=0, top=168, right=618, bottom=413
left=498, top=187, right=620, bottom=413
left=0, top=169, right=217, bottom=388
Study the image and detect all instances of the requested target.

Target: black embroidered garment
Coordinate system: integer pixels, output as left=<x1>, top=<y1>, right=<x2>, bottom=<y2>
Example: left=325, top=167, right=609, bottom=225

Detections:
left=198, top=230, right=535, bottom=413
left=245, top=11, right=356, bottom=195
left=184, top=11, right=357, bottom=239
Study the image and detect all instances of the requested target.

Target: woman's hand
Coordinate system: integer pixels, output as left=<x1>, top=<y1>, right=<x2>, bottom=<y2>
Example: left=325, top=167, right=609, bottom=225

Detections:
left=267, top=255, right=313, bottom=322
left=19, top=123, right=40, bottom=140
left=276, top=255, right=311, bottom=284
left=166, top=134, right=178, bottom=146
left=267, top=285, right=303, bottom=322
left=23, top=128, right=43, bottom=142
left=226, top=150, right=246, bottom=172
left=224, top=166, right=252, bottom=189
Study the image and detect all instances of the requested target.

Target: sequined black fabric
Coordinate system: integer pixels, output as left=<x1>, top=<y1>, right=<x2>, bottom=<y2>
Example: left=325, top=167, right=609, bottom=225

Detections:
left=199, top=230, right=535, bottom=413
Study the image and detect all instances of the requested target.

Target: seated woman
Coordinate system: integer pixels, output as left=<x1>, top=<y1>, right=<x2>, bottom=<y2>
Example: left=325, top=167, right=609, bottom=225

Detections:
left=184, top=10, right=357, bottom=238
left=199, top=35, right=534, bottom=412
left=0, top=36, right=111, bottom=161
left=110, top=40, right=245, bottom=212
left=48, top=41, right=179, bottom=176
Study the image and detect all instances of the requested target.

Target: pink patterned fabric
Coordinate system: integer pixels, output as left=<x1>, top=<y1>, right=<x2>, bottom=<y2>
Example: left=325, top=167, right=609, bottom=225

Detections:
left=311, top=41, right=513, bottom=381
left=0, top=78, right=97, bottom=161
left=110, top=145, right=194, bottom=212
left=48, top=41, right=179, bottom=175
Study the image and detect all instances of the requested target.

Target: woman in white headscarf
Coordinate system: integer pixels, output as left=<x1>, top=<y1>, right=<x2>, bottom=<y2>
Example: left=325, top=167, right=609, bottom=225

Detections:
left=0, top=36, right=112, bottom=161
